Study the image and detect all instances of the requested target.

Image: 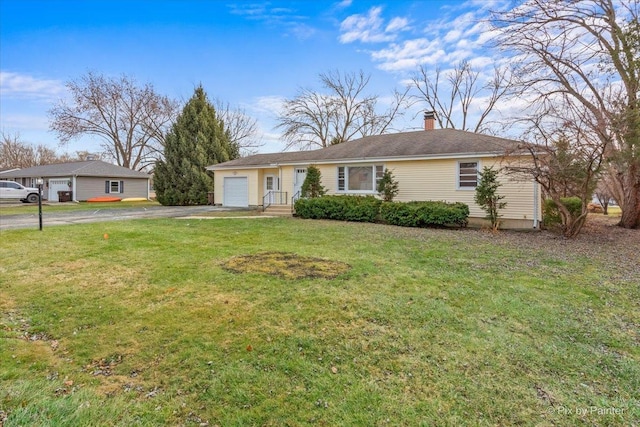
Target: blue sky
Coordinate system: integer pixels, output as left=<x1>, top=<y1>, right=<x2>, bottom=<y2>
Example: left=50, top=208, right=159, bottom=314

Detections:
left=0, top=0, right=509, bottom=155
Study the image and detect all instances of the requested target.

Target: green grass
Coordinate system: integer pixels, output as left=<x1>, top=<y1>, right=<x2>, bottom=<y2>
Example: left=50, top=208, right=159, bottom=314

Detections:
left=605, top=206, right=622, bottom=216
left=0, top=200, right=162, bottom=216
left=0, top=218, right=638, bottom=426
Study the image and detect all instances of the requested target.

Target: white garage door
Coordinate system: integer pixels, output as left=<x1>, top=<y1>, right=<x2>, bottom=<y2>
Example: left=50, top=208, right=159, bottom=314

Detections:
left=48, top=179, right=71, bottom=202
left=223, top=177, right=248, bottom=207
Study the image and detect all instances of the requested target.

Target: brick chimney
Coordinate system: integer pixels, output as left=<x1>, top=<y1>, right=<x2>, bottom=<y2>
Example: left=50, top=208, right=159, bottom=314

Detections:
left=424, top=111, right=435, bottom=130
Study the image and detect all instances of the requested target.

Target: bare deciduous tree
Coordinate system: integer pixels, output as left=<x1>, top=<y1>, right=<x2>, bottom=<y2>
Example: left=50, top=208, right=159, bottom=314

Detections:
left=492, top=0, right=640, bottom=229
left=1, top=131, right=62, bottom=168
left=276, top=70, right=409, bottom=150
left=595, top=175, right=616, bottom=215
left=506, top=104, right=605, bottom=237
left=214, top=98, right=262, bottom=156
left=411, top=60, right=511, bottom=134
left=49, top=72, right=178, bottom=171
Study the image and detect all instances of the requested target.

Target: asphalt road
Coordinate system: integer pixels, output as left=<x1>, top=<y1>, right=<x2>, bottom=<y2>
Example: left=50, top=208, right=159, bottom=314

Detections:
left=0, top=204, right=247, bottom=230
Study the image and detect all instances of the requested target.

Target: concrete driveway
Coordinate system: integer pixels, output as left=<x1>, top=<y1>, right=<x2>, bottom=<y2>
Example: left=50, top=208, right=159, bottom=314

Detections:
left=0, top=204, right=251, bottom=230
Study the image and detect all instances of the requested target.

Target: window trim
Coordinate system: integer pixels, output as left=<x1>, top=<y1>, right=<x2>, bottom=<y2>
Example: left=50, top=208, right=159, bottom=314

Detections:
left=336, top=164, right=384, bottom=194
left=105, top=180, right=124, bottom=194
left=457, top=160, right=480, bottom=190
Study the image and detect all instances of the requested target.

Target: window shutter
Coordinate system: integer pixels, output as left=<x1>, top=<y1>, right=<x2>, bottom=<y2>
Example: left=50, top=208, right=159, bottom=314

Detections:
left=120, top=181, right=124, bottom=193
left=105, top=181, right=110, bottom=194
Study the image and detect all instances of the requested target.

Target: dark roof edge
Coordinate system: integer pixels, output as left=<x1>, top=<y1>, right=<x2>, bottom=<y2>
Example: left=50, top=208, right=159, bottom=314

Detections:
left=208, top=150, right=530, bottom=170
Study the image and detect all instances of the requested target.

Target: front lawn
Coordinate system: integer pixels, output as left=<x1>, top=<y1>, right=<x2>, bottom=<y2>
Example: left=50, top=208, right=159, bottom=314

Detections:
left=0, top=217, right=638, bottom=426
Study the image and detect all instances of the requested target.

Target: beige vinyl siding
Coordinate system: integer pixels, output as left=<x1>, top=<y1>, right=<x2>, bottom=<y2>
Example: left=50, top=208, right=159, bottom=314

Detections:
left=214, top=169, right=259, bottom=206
left=388, top=159, right=455, bottom=203
left=486, top=157, right=540, bottom=222
left=75, top=177, right=149, bottom=201
left=280, top=166, right=308, bottom=200
left=315, top=164, right=338, bottom=194
left=277, top=164, right=337, bottom=200
left=281, top=166, right=295, bottom=196
left=257, top=168, right=279, bottom=203
left=388, top=157, right=539, bottom=222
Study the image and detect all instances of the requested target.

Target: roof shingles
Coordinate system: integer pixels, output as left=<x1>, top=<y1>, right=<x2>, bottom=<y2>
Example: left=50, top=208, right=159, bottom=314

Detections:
left=209, top=129, right=522, bottom=169
left=0, top=160, right=149, bottom=179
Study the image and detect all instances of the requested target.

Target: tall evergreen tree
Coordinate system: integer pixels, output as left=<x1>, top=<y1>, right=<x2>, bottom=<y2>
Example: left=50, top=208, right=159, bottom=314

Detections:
left=154, top=86, right=239, bottom=205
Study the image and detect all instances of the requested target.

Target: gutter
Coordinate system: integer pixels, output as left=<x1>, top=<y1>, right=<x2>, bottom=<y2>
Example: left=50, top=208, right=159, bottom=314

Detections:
left=208, top=151, right=522, bottom=170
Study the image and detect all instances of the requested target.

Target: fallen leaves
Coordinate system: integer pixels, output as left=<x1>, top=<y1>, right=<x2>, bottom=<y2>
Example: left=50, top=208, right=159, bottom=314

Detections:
left=84, top=354, right=124, bottom=376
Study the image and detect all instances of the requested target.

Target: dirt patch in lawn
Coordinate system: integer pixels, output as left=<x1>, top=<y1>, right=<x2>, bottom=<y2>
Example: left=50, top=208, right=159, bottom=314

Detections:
left=222, top=251, right=351, bottom=280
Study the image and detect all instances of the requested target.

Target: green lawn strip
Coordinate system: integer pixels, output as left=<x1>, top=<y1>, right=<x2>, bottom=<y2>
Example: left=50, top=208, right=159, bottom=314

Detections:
left=0, top=218, right=637, bottom=426
left=0, top=200, right=164, bottom=216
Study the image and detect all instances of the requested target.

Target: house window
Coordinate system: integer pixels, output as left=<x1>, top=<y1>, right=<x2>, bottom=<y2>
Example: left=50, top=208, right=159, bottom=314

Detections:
left=337, top=165, right=384, bottom=193
left=458, top=161, right=478, bottom=189
left=338, top=167, right=345, bottom=191
left=105, top=180, right=124, bottom=194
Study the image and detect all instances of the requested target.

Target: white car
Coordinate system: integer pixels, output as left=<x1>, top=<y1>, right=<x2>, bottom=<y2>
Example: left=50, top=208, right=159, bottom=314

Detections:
left=0, top=180, right=41, bottom=203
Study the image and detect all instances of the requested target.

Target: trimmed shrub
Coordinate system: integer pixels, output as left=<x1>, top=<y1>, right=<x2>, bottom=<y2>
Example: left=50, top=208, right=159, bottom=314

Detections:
left=543, top=197, right=582, bottom=226
left=380, top=201, right=469, bottom=228
left=296, top=196, right=469, bottom=228
left=295, top=195, right=382, bottom=223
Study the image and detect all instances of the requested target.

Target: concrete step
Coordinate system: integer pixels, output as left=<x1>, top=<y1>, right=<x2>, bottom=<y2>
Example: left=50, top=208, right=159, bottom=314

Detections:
left=263, top=204, right=293, bottom=216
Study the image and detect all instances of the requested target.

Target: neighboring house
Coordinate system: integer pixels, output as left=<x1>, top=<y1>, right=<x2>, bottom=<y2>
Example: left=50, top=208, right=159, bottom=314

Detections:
left=0, top=168, right=20, bottom=174
left=208, top=115, right=542, bottom=229
left=0, top=160, right=151, bottom=202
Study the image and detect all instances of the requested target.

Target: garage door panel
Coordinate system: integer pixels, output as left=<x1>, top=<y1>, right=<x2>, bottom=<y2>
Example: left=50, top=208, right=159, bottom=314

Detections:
left=223, top=177, right=248, bottom=207
left=48, top=179, right=71, bottom=202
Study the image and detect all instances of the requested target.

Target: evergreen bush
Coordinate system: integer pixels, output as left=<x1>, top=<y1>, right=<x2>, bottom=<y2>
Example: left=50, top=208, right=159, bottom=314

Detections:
left=300, top=165, right=326, bottom=198
left=380, top=201, right=469, bottom=228
left=543, top=197, right=583, bottom=226
left=294, top=195, right=381, bottom=222
left=474, top=166, right=506, bottom=230
left=377, top=169, right=399, bottom=202
left=295, top=197, right=469, bottom=228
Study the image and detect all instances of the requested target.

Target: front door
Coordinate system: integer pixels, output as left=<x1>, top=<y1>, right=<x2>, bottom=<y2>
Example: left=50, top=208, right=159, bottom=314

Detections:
left=264, top=174, right=279, bottom=204
left=293, top=168, right=307, bottom=197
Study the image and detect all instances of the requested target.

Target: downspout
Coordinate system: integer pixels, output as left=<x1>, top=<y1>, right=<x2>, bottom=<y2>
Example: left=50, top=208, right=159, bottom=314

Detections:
left=533, top=180, right=539, bottom=228
left=72, top=175, right=78, bottom=202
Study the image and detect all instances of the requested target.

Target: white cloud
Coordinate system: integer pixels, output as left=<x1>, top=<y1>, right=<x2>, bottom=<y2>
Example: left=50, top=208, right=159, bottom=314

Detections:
left=0, top=71, right=65, bottom=101
left=372, top=38, right=446, bottom=71
left=0, top=113, right=49, bottom=131
left=249, top=95, right=285, bottom=116
left=385, top=17, right=410, bottom=33
left=340, top=6, right=391, bottom=43
left=467, top=56, right=494, bottom=69
left=444, top=29, right=462, bottom=43
left=339, top=6, right=409, bottom=44
left=338, top=1, right=510, bottom=76
left=334, top=0, right=352, bottom=9
left=288, top=23, right=317, bottom=40
left=227, top=3, right=314, bottom=41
